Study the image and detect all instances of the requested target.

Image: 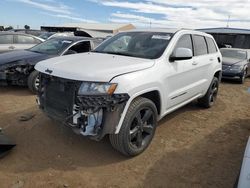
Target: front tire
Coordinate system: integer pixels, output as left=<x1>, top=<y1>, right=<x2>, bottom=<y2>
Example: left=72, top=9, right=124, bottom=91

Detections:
left=27, top=70, right=39, bottom=94
left=109, top=97, right=157, bottom=156
left=198, top=77, right=219, bottom=108
left=239, top=69, right=247, bottom=84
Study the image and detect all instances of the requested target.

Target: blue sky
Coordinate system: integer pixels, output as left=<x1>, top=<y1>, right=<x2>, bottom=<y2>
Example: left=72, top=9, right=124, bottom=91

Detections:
left=1, top=0, right=250, bottom=29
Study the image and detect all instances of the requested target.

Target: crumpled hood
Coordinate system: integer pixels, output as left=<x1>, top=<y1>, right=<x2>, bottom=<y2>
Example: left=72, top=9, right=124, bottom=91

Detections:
left=222, top=57, right=243, bottom=66
left=35, top=52, right=155, bottom=82
left=0, top=50, right=52, bottom=69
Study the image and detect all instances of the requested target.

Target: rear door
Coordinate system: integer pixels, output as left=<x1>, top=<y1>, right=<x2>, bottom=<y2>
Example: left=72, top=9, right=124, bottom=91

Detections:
left=0, top=34, right=14, bottom=53
left=14, top=35, right=40, bottom=50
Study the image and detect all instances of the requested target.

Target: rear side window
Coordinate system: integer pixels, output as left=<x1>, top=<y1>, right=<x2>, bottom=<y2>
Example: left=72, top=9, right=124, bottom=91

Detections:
left=68, top=41, right=91, bottom=53
left=174, top=34, right=193, bottom=56
left=0, top=35, right=13, bottom=44
left=206, top=37, right=217, bottom=53
left=16, top=35, right=37, bottom=44
left=193, top=35, right=208, bottom=56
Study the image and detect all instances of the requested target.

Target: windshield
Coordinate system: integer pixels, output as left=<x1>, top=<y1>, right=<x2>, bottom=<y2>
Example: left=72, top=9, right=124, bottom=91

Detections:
left=220, top=49, right=247, bottom=60
left=93, top=32, right=172, bottom=59
left=39, top=32, right=55, bottom=40
left=29, top=38, right=73, bottom=55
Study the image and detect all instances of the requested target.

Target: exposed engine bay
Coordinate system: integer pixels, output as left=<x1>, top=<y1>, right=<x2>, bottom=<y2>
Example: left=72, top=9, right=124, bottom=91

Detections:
left=37, top=73, right=129, bottom=140
left=0, top=64, right=34, bottom=86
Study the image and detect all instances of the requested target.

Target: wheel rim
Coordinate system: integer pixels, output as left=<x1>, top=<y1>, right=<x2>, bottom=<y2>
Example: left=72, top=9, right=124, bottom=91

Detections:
left=129, top=107, right=155, bottom=149
left=209, top=81, right=218, bottom=105
left=34, top=75, right=40, bottom=90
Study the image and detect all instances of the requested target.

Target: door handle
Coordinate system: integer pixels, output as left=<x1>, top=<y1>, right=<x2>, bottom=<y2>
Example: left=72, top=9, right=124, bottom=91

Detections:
left=8, top=46, right=15, bottom=50
left=192, top=61, right=198, bottom=65
left=209, top=58, right=214, bottom=61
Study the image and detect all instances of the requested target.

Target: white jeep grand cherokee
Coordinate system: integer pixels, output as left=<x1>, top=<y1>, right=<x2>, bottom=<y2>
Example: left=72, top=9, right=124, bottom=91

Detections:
left=35, top=29, right=222, bottom=156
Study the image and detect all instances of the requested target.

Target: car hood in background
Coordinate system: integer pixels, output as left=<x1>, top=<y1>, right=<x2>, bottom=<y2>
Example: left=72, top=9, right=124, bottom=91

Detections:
left=222, top=57, right=244, bottom=66
left=0, top=50, right=54, bottom=68
left=35, top=52, right=155, bottom=82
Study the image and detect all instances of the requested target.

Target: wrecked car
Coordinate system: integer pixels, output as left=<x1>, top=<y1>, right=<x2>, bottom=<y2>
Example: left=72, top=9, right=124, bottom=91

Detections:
left=0, top=36, right=102, bottom=93
left=221, top=48, right=250, bottom=84
left=35, top=29, right=222, bottom=156
left=0, top=128, right=16, bottom=158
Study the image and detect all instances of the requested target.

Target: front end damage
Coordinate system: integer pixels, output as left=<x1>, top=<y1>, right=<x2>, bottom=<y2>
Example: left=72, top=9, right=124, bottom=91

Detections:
left=0, top=63, right=34, bottom=86
left=37, top=74, right=129, bottom=140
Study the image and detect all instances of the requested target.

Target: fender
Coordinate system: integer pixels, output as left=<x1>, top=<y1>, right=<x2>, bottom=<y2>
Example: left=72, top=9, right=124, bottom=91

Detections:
left=115, top=87, right=162, bottom=134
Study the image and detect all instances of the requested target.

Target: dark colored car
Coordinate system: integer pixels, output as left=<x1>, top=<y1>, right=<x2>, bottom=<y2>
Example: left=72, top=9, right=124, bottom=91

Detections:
left=221, top=48, right=250, bottom=84
left=0, top=36, right=102, bottom=93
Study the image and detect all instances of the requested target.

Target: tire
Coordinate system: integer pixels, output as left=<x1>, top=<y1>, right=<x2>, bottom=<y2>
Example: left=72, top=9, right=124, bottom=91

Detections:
left=239, top=69, right=247, bottom=84
left=109, top=97, right=158, bottom=157
left=27, top=70, right=39, bottom=94
left=198, top=77, right=219, bottom=108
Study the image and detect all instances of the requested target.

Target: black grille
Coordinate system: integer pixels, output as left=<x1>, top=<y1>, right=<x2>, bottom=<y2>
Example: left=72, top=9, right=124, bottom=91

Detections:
left=40, top=74, right=80, bottom=120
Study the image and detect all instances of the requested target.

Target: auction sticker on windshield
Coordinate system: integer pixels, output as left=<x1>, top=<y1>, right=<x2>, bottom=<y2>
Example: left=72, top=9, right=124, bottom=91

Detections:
left=152, top=35, right=171, bottom=40
left=62, top=40, right=73, bottom=44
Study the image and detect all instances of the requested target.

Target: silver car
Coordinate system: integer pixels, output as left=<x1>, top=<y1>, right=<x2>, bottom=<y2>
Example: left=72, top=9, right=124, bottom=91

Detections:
left=0, top=32, right=44, bottom=53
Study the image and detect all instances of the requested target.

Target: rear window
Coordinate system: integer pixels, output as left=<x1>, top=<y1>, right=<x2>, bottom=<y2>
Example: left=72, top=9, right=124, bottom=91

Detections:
left=193, top=35, right=208, bottom=56
left=0, top=35, right=13, bottom=44
left=206, top=37, right=217, bottom=53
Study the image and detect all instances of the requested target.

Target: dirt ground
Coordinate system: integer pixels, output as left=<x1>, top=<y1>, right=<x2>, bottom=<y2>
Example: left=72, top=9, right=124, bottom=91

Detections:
left=0, top=79, right=250, bottom=188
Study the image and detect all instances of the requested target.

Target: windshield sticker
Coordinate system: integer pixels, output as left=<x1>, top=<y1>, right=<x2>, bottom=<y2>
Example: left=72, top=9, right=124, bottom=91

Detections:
left=152, top=35, right=171, bottom=40
left=62, top=40, right=73, bottom=44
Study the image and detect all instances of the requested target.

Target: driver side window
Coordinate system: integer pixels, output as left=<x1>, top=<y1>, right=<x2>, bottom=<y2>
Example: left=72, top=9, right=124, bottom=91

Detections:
left=173, top=34, right=193, bottom=56
left=104, top=36, right=131, bottom=52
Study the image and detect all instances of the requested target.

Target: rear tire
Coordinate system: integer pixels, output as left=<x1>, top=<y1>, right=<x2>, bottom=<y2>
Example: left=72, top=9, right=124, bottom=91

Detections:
left=198, top=77, right=219, bottom=108
left=27, top=70, right=39, bottom=94
left=109, top=97, right=157, bottom=156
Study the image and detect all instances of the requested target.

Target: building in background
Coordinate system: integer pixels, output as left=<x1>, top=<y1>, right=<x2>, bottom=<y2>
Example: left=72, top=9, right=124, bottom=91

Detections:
left=198, top=27, right=250, bottom=49
left=41, top=23, right=135, bottom=38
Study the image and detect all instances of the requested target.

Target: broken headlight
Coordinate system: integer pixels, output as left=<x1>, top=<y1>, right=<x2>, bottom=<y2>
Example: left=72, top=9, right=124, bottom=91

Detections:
left=78, top=82, right=117, bottom=95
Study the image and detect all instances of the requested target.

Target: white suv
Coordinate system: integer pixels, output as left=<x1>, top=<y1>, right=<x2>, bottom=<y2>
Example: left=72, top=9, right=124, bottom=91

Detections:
left=35, top=29, right=222, bottom=156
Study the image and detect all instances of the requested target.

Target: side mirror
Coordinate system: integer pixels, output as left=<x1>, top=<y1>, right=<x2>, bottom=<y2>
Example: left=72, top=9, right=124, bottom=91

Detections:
left=64, top=50, right=77, bottom=56
left=170, top=48, right=193, bottom=62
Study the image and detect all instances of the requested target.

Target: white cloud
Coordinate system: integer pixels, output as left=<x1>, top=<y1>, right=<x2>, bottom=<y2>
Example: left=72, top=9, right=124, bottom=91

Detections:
left=42, top=12, right=98, bottom=23
left=16, top=0, right=72, bottom=14
left=14, top=0, right=98, bottom=24
left=92, top=0, right=250, bottom=29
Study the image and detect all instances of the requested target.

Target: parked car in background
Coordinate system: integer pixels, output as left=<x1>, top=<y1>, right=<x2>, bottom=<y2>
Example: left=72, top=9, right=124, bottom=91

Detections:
left=0, top=36, right=102, bottom=93
left=221, top=48, right=250, bottom=84
left=0, top=32, right=44, bottom=53
left=35, top=29, right=222, bottom=156
left=38, top=32, right=74, bottom=40
left=11, top=29, right=46, bottom=37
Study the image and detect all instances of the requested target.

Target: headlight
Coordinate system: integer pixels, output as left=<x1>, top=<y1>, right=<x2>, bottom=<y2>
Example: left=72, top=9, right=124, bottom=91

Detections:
left=78, top=82, right=117, bottom=95
left=229, top=65, right=243, bottom=71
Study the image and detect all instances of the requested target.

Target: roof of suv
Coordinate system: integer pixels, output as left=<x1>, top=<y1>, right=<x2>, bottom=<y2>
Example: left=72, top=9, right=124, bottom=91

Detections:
left=120, top=28, right=210, bottom=36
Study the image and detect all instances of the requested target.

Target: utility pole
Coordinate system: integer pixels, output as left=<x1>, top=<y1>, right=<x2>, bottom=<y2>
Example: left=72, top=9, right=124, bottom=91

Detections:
left=226, top=15, right=230, bottom=28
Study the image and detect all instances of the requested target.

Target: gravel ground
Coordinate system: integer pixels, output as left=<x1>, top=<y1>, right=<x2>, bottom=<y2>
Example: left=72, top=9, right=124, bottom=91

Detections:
left=0, top=79, right=249, bottom=188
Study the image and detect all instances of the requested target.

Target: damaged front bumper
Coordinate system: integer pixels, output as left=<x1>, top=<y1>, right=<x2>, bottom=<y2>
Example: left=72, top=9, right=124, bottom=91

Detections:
left=37, top=74, right=129, bottom=140
left=0, top=64, right=33, bottom=86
